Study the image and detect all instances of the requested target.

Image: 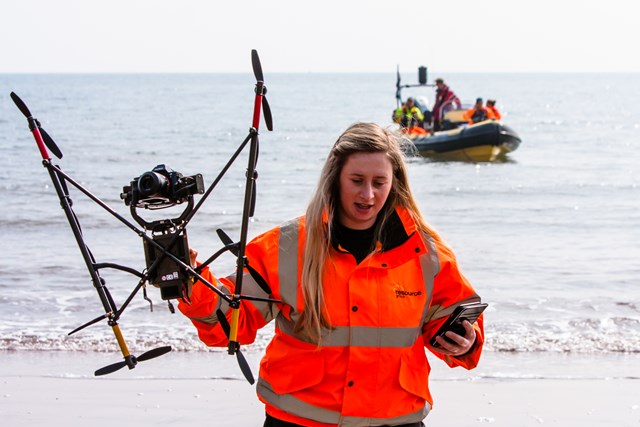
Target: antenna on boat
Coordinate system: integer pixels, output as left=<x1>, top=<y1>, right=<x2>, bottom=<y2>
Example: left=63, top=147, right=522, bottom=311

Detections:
left=396, top=65, right=433, bottom=107
left=395, top=65, right=402, bottom=107
left=418, top=66, right=428, bottom=85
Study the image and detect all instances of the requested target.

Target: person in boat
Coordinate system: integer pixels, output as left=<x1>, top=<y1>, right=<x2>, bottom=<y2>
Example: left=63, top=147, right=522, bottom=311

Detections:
left=392, top=97, right=424, bottom=129
left=432, top=78, right=462, bottom=132
left=463, top=97, right=495, bottom=124
left=180, top=122, right=485, bottom=427
left=486, top=99, right=502, bottom=120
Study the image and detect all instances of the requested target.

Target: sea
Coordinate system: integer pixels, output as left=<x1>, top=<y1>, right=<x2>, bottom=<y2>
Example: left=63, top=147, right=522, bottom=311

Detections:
left=0, top=72, right=639, bottom=381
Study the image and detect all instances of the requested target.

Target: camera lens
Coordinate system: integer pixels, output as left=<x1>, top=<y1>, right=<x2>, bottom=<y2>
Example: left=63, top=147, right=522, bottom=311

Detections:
left=138, top=171, right=169, bottom=197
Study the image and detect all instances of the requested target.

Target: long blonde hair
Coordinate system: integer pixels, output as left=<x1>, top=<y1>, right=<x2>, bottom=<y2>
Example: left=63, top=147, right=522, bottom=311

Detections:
left=297, top=123, right=429, bottom=342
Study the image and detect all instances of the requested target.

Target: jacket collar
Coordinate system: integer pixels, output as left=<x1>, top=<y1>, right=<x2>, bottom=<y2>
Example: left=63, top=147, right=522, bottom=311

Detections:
left=328, top=206, right=418, bottom=253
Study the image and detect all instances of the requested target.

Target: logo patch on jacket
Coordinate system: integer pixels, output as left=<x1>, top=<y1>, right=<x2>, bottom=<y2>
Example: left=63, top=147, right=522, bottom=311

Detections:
left=395, top=289, right=423, bottom=298
left=393, top=284, right=422, bottom=298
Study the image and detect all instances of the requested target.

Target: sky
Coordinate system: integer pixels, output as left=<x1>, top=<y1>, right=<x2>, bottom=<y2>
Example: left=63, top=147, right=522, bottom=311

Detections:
left=1, top=0, right=639, bottom=74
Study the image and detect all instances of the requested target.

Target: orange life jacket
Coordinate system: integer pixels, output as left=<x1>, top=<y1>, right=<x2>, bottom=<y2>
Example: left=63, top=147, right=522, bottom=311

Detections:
left=463, top=106, right=495, bottom=124
left=406, top=126, right=428, bottom=135
left=179, top=206, right=484, bottom=426
left=487, top=105, right=502, bottom=120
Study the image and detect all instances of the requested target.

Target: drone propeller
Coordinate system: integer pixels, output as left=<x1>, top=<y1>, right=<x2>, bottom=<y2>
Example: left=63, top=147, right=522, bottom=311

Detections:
left=94, top=345, right=172, bottom=376
left=261, top=94, right=273, bottom=132
left=216, top=228, right=238, bottom=253
left=216, top=228, right=271, bottom=295
left=10, top=92, right=63, bottom=159
left=39, top=126, right=63, bottom=159
left=251, top=49, right=264, bottom=82
left=10, top=91, right=32, bottom=118
left=250, top=50, right=273, bottom=131
left=216, top=308, right=255, bottom=384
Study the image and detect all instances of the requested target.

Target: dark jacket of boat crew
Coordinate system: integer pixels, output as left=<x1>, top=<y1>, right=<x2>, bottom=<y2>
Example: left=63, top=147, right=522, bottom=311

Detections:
left=432, top=78, right=462, bottom=131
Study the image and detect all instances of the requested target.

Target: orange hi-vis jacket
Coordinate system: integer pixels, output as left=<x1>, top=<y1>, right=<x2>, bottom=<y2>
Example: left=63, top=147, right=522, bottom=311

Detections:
left=179, top=207, right=484, bottom=427
left=463, top=106, right=495, bottom=124
left=487, top=105, right=502, bottom=120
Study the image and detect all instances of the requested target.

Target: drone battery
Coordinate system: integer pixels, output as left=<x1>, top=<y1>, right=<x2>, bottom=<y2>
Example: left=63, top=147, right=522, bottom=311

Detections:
left=143, top=230, right=192, bottom=300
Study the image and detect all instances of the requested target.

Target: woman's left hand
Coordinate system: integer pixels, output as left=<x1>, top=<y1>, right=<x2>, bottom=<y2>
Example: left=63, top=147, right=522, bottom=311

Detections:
left=432, top=320, right=477, bottom=357
left=189, top=248, right=198, bottom=268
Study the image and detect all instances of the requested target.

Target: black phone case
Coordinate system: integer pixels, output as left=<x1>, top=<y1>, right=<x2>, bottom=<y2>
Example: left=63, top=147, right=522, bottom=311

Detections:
left=430, top=302, right=487, bottom=348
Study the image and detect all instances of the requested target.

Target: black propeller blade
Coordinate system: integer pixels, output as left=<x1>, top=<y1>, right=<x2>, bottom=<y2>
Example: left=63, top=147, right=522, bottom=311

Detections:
left=216, top=228, right=238, bottom=255
left=262, top=95, right=273, bottom=131
left=216, top=308, right=255, bottom=384
left=251, top=49, right=264, bottom=82
left=94, top=346, right=172, bottom=376
left=94, top=360, right=129, bottom=376
left=10, top=92, right=63, bottom=159
left=216, top=308, right=231, bottom=336
left=234, top=344, right=255, bottom=384
left=39, top=126, right=64, bottom=159
left=216, top=228, right=272, bottom=295
left=250, top=50, right=273, bottom=131
left=136, top=345, right=172, bottom=361
left=10, top=92, right=32, bottom=118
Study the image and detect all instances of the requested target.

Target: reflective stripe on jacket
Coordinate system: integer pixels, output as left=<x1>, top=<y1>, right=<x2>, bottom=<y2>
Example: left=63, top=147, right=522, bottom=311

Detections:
left=178, top=206, right=484, bottom=427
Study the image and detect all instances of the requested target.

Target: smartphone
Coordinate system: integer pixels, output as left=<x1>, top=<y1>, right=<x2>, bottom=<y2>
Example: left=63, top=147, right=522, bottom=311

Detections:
left=430, top=302, right=487, bottom=348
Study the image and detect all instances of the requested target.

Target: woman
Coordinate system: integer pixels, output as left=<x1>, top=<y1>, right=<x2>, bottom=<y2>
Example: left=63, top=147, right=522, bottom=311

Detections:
left=179, top=123, right=485, bottom=427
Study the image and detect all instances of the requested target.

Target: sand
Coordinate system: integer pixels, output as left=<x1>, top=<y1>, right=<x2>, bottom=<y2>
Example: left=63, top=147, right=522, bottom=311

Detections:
left=1, top=351, right=639, bottom=426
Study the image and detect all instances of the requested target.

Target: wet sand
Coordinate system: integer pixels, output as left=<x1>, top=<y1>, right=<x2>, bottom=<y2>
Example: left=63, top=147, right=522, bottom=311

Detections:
left=1, top=351, right=639, bottom=426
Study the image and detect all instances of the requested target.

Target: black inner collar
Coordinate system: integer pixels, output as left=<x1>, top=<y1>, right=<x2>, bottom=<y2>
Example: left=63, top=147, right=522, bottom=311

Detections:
left=331, top=210, right=410, bottom=264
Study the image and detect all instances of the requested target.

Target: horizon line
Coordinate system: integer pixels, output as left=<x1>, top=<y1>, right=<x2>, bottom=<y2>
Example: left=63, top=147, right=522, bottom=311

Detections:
left=2, top=70, right=639, bottom=75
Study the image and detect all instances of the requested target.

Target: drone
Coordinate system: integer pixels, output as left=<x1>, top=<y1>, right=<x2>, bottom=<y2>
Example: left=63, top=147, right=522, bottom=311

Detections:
left=10, top=50, right=276, bottom=384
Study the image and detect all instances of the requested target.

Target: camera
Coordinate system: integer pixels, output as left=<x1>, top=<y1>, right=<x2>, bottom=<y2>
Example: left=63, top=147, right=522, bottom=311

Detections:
left=122, top=165, right=205, bottom=301
left=121, top=164, right=204, bottom=209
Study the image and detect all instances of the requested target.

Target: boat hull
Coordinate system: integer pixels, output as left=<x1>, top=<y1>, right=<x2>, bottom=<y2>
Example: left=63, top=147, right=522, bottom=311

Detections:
left=409, top=121, right=521, bottom=162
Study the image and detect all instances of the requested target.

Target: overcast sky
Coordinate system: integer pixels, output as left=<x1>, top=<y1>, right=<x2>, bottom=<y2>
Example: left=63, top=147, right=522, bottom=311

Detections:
left=2, top=0, right=638, bottom=73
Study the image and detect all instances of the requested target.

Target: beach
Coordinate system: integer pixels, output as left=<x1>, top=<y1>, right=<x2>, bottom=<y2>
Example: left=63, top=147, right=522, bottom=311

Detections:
left=2, top=351, right=639, bottom=426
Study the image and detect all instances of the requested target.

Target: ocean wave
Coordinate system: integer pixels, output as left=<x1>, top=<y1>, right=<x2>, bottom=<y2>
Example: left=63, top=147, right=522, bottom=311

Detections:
left=487, top=335, right=640, bottom=353
left=2, top=323, right=639, bottom=354
left=0, top=333, right=270, bottom=353
left=0, top=217, right=68, bottom=229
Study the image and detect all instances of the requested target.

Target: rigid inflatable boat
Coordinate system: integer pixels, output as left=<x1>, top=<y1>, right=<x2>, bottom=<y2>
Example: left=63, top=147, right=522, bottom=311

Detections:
left=394, top=66, right=522, bottom=162
left=406, top=111, right=521, bottom=162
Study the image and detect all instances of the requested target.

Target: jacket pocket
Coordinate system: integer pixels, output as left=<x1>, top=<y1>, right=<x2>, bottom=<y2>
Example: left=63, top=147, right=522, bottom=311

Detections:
left=262, top=348, right=325, bottom=395
left=398, top=351, right=431, bottom=401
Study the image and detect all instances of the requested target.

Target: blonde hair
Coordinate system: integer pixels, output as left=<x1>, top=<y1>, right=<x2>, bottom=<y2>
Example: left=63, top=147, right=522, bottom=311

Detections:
left=297, top=123, right=429, bottom=342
